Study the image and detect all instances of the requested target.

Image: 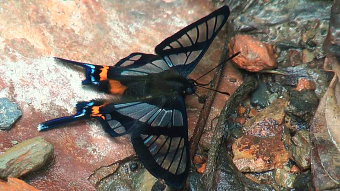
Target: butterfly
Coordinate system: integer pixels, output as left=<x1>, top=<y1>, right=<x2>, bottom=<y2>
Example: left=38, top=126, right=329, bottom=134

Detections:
left=38, top=6, right=230, bottom=189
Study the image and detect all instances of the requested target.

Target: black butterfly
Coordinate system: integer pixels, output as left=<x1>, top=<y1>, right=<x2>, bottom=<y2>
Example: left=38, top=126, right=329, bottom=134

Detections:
left=38, top=6, right=230, bottom=189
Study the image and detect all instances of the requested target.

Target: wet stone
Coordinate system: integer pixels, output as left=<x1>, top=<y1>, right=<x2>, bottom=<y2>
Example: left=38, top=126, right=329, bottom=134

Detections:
left=0, top=137, right=53, bottom=179
left=97, top=160, right=157, bottom=191
left=232, top=0, right=331, bottom=67
left=323, top=0, right=340, bottom=57
left=286, top=90, right=319, bottom=122
left=274, top=167, right=297, bottom=188
left=290, top=130, right=311, bottom=170
left=0, top=98, right=22, bottom=130
left=293, top=172, right=313, bottom=191
left=250, top=82, right=272, bottom=108
left=232, top=119, right=289, bottom=172
left=229, top=35, right=277, bottom=72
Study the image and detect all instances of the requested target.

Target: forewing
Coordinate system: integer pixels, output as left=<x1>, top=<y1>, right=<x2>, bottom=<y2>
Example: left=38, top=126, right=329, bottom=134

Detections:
left=155, top=6, right=229, bottom=76
left=130, top=96, right=189, bottom=188
left=114, top=53, right=170, bottom=76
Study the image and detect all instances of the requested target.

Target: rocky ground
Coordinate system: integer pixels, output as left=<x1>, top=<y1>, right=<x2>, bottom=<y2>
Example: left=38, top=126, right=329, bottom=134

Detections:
left=0, top=0, right=339, bottom=191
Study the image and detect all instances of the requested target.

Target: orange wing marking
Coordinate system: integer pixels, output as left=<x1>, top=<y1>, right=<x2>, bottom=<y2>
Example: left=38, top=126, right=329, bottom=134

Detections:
left=99, top=66, right=109, bottom=81
left=109, top=80, right=127, bottom=94
left=91, top=105, right=106, bottom=120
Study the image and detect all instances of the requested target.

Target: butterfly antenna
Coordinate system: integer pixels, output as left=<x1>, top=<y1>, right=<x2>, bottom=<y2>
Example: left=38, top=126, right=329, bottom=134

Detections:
left=195, top=52, right=240, bottom=81
left=196, top=84, right=230, bottom=96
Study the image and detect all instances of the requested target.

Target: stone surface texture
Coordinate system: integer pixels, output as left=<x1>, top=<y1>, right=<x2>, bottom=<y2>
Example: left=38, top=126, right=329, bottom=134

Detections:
left=0, top=137, right=53, bottom=180
left=0, top=98, right=22, bottom=130
left=0, top=1, right=232, bottom=190
left=0, top=177, right=40, bottom=191
left=229, top=35, right=277, bottom=72
left=232, top=99, right=289, bottom=172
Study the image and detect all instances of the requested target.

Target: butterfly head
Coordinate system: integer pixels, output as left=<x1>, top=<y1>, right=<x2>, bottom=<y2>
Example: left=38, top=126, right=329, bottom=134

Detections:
left=184, top=79, right=197, bottom=95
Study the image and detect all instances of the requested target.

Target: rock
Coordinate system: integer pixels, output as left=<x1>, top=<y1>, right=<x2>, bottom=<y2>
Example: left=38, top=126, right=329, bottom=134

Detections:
left=232, top=99, right=290, bottom=172
left=0, top=177, right=40, bottom=191
left=0, top=137, right=53, bottom=179
left=245, top=98, right=288, bottom=131
left=232, top=0, right=331, bottom=67
left=302, top=49, right=315, bottom=64
left=0, top=98, right=22, bottom=130
left=97, top=160, right=157, bottom=191
left=250, top=82, right=272, bottom=108
left=323, top=0, right=340, bottom=57
left=232, top=132, right=289, bottom=172
left=229, top=35, right=277, bottom=72
left=88, top=163, right=119, bottom=186
left=293, top=172, right=313, bottom=191
left=291, top=130, right=311, bottom=170
left=274, top=167, right=297, bottom=188
left=294, top=78, right=316, bottom=91
left=287, top=90, right=319, bottom=122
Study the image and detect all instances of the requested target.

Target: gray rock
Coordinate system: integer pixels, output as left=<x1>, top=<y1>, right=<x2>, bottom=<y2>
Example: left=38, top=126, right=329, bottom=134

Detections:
left=274, top=167, right=297, bottom=188
left=286, top=90, right=319, bottom=122
left=250, top=82, right=272, bottom=108
left=0, top=137, right=53, bottom=179
left=0, top=98, right=22, bottom=130
left=291, top=130, right=311, bottom=170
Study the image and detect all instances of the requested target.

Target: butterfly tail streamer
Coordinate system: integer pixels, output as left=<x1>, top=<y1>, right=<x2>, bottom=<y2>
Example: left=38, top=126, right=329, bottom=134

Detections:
left=38, top=101, right=100, bottom=131
left=54, top=57, right=108, bottom=85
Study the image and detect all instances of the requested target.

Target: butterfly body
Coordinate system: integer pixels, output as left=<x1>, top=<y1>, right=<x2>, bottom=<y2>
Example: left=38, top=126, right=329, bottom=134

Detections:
left=39, top=6, right=230, bottom=189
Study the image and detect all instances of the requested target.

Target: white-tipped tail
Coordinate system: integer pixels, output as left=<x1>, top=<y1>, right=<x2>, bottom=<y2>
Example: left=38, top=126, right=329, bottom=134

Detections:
left=37, top=124, right=48, bottom=131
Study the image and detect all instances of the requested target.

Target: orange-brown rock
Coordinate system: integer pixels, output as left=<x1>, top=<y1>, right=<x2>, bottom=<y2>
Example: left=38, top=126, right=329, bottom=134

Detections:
left=295, top=78, right=316, bottom=91
left=232, top=118, right=289, bottom=172
left=235, top=117, right=246, bottom=125
left=197, top=163, right=207, bottom=174
left=232, top=134, right=289, bottom=172
left=193, top=155, right=206, bottom=165
left=229, top=35, right=277, bottom=72
left=0, top=177, right=40, bottom=191
left=237, top=106, right=247, bottom=116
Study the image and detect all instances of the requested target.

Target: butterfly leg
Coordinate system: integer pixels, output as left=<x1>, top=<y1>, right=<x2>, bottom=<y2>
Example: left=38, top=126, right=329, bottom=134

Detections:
left=38, top=101, right=104, bottom=131
left=54, top=57, right=109, bottom=85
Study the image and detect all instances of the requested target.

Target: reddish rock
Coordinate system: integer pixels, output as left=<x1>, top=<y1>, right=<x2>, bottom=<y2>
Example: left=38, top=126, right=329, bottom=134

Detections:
left=295, top=78, right=316, bottom=91
left=237, top=106, right=247, bottom=116
left=235, top=117, right=246, bottom=125
left=228, top=35, right=277, bottom=72
left=0, top=177, right=40, bottom=191
left=249, top=108, right=257, bottom=118
left=290, top=165, right=301, bottom=173
left=193, top=155, right=206, bottom=165
left=232, top=99, right=290, bottom=173
left=232, top=135, right=289, bottom=172
left=288, top=49, right=303, bottom=66
left=197, top=163, right=207, bottom=174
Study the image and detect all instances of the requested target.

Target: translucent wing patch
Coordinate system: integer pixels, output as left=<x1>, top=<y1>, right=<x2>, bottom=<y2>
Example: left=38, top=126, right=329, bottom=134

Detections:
left=155, top=6, right=230, bottom=76
left=115, top=53, right=170, bottom=76
left=95, top=96, right=184, bottom=137
left=130, top=96, right=189, bottom=189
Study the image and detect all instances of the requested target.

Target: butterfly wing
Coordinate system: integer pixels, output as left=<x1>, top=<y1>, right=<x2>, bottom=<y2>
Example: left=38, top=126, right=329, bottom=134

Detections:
left=155, top=6, right=230, bottom=76
left=130, top=96, right=189, bottom=189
